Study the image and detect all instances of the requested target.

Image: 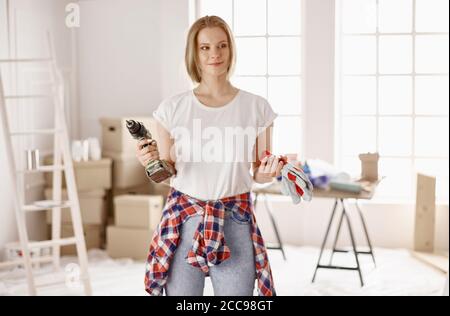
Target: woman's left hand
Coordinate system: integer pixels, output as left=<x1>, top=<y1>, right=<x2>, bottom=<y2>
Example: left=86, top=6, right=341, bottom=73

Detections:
left=254, top=154, right=284, bottom=184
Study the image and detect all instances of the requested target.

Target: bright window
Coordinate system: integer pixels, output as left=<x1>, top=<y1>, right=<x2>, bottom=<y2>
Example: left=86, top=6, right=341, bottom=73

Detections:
left=337, top=0, right=449, bottom=201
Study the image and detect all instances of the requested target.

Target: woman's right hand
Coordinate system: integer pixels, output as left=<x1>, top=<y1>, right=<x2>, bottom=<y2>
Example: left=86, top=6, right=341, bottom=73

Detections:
left=136, top=139, right=159, bottom=167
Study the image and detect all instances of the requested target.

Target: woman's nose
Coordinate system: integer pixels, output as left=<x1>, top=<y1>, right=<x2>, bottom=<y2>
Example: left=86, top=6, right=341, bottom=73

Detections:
left=210, top=46, right=221, bottom=57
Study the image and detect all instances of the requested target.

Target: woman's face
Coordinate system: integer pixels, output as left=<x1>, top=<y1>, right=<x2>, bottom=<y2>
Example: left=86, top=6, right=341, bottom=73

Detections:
left=196, top=26, right=230, bottom=79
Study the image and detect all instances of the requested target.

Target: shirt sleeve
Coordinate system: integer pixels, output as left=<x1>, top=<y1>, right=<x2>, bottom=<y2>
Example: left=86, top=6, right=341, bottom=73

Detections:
left=257, top=97, right=278, bottom=135
left=152, top=100, right=173, bottom=132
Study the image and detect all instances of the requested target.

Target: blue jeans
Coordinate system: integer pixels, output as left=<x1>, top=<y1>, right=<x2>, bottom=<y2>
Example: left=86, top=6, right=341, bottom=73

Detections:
left=165, top=209, right=256, bottom=296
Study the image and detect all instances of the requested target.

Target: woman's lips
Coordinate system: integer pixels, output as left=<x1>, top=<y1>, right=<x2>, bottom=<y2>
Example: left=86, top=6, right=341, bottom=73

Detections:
left=209, top=62, right=223, bottom=66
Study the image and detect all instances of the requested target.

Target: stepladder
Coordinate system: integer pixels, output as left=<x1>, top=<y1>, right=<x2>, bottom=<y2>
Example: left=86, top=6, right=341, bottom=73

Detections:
left=0, top=34, right=92, bottom=295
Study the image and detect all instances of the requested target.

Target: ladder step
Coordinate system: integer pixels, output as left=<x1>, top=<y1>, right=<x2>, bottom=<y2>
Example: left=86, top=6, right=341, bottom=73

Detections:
left=5, top=95, right=52, bottom=100
left=10, top=129, right=61, bottom=136
left=23, top=200, right=71, bottom=212
left=29, top=238, right=77, bottom=249
left=0, top=58, right=52, bottom=63
left=0, top=256, right=53, bottom=269
left=16, top=165, right=64, bottom=174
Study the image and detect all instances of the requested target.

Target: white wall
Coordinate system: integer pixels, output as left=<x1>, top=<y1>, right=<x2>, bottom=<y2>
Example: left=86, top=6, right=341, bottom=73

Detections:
left=159, top=0, right=192, bottom=98
left=76, top=0, right=191, bottom=140
left=302, top=0, right=335, bottom=163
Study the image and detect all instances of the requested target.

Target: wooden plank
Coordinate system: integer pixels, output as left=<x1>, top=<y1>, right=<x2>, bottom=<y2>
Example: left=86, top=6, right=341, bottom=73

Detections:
left=411, top=251, right=448, bottom=273
left=414, top=173, right=436, bottom=252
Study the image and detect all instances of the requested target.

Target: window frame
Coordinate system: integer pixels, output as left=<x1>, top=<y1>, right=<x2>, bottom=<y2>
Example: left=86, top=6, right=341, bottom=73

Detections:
left=336, top=0, right=449, bottom=202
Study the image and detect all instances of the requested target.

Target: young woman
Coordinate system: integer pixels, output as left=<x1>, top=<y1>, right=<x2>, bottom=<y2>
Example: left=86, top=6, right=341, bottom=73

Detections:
left=136, top=15, right=283, bottom=296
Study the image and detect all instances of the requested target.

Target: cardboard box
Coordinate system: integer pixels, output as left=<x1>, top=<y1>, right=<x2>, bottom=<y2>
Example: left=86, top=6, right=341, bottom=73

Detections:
left=103, top=151, right=149, bottom=189
left=106, top=226, right=153, bottom=260
left=52, top=224, right=104, bottom=256
left=44, top=188, right=107, bottom=225
left=150, top=183, right=171, bottom=198
left=43, top=156, right=112, bottom=190
left=114, top=195, right=163, bottom=230
left=359, top=152, right=379, bottom=181
left=106, top=184, right=153, bottom=223
left=111, top=183, right=152, bottom=197
left=100, top=117, right=156, bottom=153
left=111, top=182, right=169, bottom=200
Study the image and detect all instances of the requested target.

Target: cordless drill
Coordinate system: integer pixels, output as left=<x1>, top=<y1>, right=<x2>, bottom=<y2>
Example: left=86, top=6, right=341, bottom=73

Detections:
left=126, top=120, right=175, bottom=183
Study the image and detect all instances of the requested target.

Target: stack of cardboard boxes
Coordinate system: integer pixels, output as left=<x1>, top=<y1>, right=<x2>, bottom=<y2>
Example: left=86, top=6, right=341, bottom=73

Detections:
left=44, top=157, right=113, bottom=255
left=43, top=117, right=171, bottom=258
left=99, top=117, right=168, bottom=260
left=107, top=195, right=163, bottom=260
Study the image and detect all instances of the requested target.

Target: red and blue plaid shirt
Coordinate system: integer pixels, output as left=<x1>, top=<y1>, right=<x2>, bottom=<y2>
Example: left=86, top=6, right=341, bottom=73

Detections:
left=144, top=187, right=276, bottom=296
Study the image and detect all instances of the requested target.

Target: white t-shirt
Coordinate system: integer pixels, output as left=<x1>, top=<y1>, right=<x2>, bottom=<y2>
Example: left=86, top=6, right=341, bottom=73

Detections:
left=153, top=89, right=277, bottom=200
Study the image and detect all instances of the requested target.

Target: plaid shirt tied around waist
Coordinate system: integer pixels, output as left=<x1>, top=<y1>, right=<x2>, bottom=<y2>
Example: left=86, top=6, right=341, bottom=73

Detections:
left=144, top=188, right=276, bottom=296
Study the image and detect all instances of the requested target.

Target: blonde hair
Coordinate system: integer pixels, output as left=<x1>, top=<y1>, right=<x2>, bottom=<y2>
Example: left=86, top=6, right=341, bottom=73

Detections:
left=185, top=16, right=236, bottom=83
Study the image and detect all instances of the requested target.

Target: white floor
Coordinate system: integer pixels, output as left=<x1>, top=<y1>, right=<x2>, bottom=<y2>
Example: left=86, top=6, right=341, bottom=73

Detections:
left=0, top=246, right=447, bottom=296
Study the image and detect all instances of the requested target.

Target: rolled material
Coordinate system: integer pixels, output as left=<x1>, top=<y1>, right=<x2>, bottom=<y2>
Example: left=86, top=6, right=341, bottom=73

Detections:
left=25, top=149, right=40, bottom=170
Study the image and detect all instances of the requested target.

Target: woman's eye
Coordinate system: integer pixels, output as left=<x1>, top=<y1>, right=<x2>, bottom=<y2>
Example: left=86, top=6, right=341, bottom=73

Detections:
left=200, top=44, right=227, bottom=50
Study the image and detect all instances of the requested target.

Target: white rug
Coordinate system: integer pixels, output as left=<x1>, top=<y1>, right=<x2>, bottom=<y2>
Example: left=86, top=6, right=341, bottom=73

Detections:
left=0, top=246, right=446, bottom=296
